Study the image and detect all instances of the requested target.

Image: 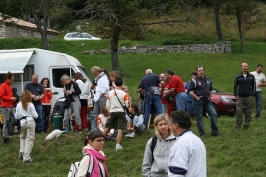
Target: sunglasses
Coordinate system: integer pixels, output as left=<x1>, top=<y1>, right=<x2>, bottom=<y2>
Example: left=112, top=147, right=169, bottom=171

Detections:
left=95, top=138, right=105, bottom=142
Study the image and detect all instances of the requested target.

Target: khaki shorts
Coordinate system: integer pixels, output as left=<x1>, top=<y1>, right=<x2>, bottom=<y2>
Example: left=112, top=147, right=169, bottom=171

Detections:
left=105, top=112, right=126, bottom=130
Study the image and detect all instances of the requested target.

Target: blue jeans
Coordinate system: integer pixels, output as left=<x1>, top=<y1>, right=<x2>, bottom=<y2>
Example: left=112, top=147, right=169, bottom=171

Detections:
left=35, top=104, right=44, bottom=131
left=176, top=92, right=187, bottom=110
left=194, top=99, right=219, bottom=136
left=254, top=91, right=261, bottom=118
left=143, top=94, right=163, bottom=126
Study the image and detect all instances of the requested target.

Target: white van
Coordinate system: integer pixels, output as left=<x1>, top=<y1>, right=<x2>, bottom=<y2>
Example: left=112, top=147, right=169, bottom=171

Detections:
left=0, top=48, right=92, bottom=108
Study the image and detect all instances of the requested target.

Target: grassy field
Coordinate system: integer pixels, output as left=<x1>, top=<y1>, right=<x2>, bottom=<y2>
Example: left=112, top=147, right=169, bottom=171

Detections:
left=1, top=36, right=266, bottom=176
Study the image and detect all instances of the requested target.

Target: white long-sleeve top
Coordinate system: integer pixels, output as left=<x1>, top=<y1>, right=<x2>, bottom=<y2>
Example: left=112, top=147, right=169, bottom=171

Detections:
left=76, top=79, right=91, bottom=100
left=93, top=73, right=109, bottom=102
left=15, top=102, right=38, bottom=120
left=168, top=131, right=206, bottom=177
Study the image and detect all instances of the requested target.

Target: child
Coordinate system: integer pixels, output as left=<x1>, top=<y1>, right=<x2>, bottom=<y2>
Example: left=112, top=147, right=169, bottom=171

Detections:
left=97, top=106, right=117, bottom=140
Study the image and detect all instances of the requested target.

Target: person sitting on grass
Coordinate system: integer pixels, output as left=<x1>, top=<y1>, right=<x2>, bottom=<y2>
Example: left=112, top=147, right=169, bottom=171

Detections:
left=125, top=103, right=145, bottom=138
left=97, top=106, right=117, bottom=140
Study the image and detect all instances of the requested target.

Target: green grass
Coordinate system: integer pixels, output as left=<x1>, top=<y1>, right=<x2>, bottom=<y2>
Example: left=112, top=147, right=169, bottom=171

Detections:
left=1, top=37, right=266, bottom=176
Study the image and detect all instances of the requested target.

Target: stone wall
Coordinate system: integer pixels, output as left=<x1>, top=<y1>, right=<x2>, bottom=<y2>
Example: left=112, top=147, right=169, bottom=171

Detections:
left=84, top=41, right=231, bottom=55
left=0, top=24, right=58, bottom=39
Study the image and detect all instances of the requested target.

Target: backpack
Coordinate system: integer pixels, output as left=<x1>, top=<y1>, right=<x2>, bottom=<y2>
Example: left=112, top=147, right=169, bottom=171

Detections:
left=68, top=154, right=94, bottom=177
left=150, top=136, right=157, bottom=163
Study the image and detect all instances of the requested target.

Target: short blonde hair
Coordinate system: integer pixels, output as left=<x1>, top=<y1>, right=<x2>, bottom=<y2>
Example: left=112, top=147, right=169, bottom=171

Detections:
left=154, top=114, right=171, bottom=137
left=60, top=74, right=70, bottom=84
left=91, top=66, right=102, bottom=72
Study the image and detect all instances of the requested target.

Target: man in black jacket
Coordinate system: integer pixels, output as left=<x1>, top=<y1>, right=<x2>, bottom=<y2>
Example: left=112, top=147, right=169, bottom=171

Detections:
left=234, top=63, right=256, bottom=131
left=188, top=65, right=219, bottom=137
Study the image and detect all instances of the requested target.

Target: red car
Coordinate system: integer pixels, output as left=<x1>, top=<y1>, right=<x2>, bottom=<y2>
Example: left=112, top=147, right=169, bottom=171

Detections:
left=172, top=87, right=236, bottom=117
left=208, top=88, right=236, bottom=117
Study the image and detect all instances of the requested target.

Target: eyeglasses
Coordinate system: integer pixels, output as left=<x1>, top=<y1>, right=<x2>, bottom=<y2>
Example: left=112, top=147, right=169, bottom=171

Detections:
left=95, top=138, right=105, bottom=142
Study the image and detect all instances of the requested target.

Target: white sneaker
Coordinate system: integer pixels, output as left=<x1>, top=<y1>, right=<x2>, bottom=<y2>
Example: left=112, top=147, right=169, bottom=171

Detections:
left=128, top=132, right=135, bottom=138
left=125, top=132, right=132, bottom=137
left=115, top=145, right=123, bottom=151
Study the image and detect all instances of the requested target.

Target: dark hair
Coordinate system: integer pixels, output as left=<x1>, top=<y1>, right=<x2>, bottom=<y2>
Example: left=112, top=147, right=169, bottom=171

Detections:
left=84, top=131, right=104, bottom=146
left=197, top=65, right=204, bottom=70
left=40, top=77, right=50, bottom=88
left=257, top=64, right=263, bottom=68
left=12, top=88, right=17, bottom=93
left=5, top=71, right=14, bottom=80
left=191, top=72, right=198, bottom=76
left=171, top=110, right=192, bottom=129
left=102, top=68, right=110, bottom=78
left=166, top=69, right=174, bottom=75
left=131, top=103, right=140, bottom=114
left=74, top=72, right=86, bottom=82
left=115, top=77, right=123, bottom=87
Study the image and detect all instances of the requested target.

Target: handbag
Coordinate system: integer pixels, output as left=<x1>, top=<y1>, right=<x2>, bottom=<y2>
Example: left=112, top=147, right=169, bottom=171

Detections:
left=63, top=97, right=71, bottom=108
left=114, top=89, right=130, bottom=114
left=165, top=94, right=175, bottom=102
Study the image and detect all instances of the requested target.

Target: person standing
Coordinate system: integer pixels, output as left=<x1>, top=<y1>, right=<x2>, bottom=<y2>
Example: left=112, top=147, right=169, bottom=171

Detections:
left=103, top=77, right=130, bottom=151
left=24, top=74, right=44, bottom=133
left=60, top=75, right=82, bottom=133
left=142, top=114, right=176, bottom=177
left=90, top=66, right=110, bottom=131
left=168, top=110, right=206, bottom=177
left=141, top=69, right=163, bottom=127
left=234, top=63, right=256, bottom=130
left=250, top=64, right=266, bottom=119
left=73, top=72, right=90, bottom=131
left=185, top=72, right=198, bottom=121
left=187, top=65, right=219, bottom=136
left=0, top=72, right=17, bottom=143
left=40, top=78, right=52, bottom=132
left=15, top=90, right=38, bottom=163
left=165, top=69, right=187, bottom=111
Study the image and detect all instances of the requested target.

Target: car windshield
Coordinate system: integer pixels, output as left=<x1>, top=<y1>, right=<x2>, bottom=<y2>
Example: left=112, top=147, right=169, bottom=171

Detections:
left=82, top=33, right=92, bottom=38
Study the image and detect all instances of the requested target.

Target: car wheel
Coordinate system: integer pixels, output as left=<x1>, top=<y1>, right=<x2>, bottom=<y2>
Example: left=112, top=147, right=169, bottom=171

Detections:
left=204, top=103, right=219, bottom=118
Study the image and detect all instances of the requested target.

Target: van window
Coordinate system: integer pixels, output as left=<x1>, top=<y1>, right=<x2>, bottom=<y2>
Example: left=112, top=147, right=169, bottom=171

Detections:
left=52, top=68, right=75, bottom=88
left=0, top=65, right=34, bottom=83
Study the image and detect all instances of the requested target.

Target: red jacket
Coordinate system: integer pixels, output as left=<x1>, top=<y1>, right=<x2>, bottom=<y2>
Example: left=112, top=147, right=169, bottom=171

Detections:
left=0, top=81, right=14, bottom=107
left=41, top=89, right=53, bottom=105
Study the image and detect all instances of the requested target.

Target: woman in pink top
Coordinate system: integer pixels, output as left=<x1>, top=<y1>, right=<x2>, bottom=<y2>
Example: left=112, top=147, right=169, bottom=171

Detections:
left=77, top=131, right=109, bottom=177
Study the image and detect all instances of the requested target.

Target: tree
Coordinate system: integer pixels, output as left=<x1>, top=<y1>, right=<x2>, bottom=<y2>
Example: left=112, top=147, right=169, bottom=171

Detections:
left=213, top=0, right=226, bottom=40
left=223, top=0, right=261, bottom=52
left=20, top=0, right=51, bottom=49
left=77, top=0, right=193, bottom=75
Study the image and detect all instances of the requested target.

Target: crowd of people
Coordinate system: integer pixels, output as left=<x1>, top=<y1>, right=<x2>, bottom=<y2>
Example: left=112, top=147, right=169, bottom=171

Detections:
left=0, top=62, right=265, bottom=176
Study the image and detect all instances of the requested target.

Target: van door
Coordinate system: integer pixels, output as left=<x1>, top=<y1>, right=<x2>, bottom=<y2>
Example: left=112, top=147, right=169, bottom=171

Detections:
left=50, top=67, right=76, bottom=108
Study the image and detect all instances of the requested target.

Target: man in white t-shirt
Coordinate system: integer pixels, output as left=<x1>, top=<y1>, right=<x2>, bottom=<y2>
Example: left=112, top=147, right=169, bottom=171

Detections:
left=250, top=64, right=266, bottom=119
left=103, top=77, right=130, bottom=151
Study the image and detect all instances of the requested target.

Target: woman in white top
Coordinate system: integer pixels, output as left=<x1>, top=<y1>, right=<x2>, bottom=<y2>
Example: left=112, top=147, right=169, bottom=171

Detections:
left=73, top=72, right=90, bottom=131
left=15, top=90, right=38, bottom=163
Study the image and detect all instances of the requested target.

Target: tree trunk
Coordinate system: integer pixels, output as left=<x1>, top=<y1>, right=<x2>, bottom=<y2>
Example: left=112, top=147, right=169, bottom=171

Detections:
left=30, top=0, right=49, bottom=50
left=236, top=7, right=244, bottom=53
left=111, top=26, right=122, bottom=75
left=213, top=0, right=224, bottom=40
